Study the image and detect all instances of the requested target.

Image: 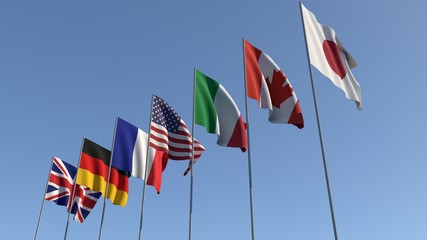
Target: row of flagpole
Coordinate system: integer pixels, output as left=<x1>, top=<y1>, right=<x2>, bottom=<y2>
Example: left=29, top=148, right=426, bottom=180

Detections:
left=34, top=2, right=363, bottom=239
left=34, top=115, right=157, bottom=240
left=180, top=3, right=348, bottom=239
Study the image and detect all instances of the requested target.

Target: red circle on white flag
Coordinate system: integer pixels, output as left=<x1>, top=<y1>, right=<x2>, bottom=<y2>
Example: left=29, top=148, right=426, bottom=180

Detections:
left=322, top=40, right=346, bottom=79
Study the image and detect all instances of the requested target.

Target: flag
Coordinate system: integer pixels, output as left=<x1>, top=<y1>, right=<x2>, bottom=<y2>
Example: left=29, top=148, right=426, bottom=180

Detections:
left=195, top=69, right=247, bottom=151
left=68, top=185, right=102, bottom=223
left=149, top=95, right=205, bottom=175
left=76, top=138, right=130, bottom=207
left=301, top=3, right=362, bottom=110
left=244, top=39, right=304, bottom=128
left=111, top=117, right=167, bottom=193
left=45, top=157, right=75, bottom=207
left=45, top=156, right=101, bottom=223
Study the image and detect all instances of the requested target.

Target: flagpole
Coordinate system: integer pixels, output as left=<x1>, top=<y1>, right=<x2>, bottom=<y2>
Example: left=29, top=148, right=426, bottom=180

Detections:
left=64, top=140, right=85, bottom=240
left=98, top=117, right=119, bottom=240
left=299, top=3, right=339, bottom=240
left=34, top=156, right=55, bottom=240
left=188, top=67, right=197, bottom=240
left=138, top=94, right=155, bottom=240
left=242, top=38, right=256, bottom=240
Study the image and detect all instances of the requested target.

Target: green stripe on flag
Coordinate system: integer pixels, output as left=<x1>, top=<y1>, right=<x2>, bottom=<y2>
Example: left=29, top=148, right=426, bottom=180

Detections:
left=195, top=69, right=219, bottom=134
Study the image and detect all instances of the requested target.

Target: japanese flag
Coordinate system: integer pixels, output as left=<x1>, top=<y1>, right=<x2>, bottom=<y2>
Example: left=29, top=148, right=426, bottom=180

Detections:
left=301, top=3, right=362, bottom=110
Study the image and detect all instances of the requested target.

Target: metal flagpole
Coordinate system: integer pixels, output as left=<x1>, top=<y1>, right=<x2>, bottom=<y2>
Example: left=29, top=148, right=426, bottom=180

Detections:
left=242, top=38, right=256, bottom=240
left=188, top=68, right=197, bottom=240
left=138, top=94, right=155, bottom=240
left=299, top=2, right=339, bottom=240
left=64, top=140, right=85, bottom=240
left=34, top=156, right=55, bottom=240
left=98, top=117, right=119, bottom=240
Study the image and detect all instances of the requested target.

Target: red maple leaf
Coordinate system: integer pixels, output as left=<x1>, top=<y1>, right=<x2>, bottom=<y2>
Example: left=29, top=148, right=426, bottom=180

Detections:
left=265, top=70, right=294, bottom=108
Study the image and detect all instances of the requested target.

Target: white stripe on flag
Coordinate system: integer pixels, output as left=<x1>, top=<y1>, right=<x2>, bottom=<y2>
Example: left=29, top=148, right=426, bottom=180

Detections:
left=213, top=84, right=242, bottom=146
left=132, top=129, right=154, bottom=180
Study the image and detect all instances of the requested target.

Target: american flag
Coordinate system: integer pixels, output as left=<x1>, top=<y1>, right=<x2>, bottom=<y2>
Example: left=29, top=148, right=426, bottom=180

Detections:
left=150, top=95, right=205, bottom=165
left=45, top=157, right=101, bottom=223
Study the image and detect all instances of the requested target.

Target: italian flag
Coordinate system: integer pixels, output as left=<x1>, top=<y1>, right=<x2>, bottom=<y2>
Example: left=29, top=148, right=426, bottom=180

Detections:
left=195, top=69, right=247, bottom=152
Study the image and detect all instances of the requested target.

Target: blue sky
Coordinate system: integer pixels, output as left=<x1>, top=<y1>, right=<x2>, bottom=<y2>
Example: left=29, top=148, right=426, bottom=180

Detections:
left=1, top=1, right=426, bottom=239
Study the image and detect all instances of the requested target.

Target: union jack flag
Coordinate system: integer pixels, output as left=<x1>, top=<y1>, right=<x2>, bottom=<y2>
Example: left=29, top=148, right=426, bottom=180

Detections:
left=45, top=157, right=101, bottom=223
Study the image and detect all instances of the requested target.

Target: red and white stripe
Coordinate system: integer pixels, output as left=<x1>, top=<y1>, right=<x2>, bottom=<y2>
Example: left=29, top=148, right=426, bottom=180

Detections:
left=150, top=119, right=205, bottom=161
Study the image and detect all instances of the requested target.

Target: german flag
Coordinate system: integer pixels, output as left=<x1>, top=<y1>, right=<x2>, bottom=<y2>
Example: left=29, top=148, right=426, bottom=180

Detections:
left=76, top=138, right=130, bottom=207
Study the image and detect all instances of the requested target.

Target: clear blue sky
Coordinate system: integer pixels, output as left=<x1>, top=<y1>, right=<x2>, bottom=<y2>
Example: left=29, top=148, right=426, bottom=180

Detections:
left=1, top=1, right=426, bottom=239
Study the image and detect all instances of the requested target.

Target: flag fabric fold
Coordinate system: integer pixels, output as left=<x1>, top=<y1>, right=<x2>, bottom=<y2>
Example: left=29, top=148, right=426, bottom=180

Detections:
left=45, top=156, right=101, bottom=223
left=149, top=95, right=205, bottom=175
left=195, top=69, right=247, bottom=151
left=69, top=185, right=102, bottom=223
left=76, top=138, right=130, bottom=207
left=244, top=39, right=304, bottom=128
left=301, top=3, right=362, bottom=110
left=112, top=117, right=167, bottom=193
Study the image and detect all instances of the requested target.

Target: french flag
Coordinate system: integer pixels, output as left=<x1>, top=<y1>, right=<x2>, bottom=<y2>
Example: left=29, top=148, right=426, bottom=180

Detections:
left=112, top=117, right=167, bottom=193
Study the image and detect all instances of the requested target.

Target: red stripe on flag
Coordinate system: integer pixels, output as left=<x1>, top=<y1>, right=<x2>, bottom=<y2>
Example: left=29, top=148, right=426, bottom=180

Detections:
left=45, top=191, right=69, bottom=201
left=168, top=145, right=193, bottom=153
left=109, top=167, right=129, bottom=192
left=149, top=142, right=168, bottom=153
left=288, top=102, right=304, bottom=129
left=79, top=153, right=109, bottom=181
left=53, top=157, right=72, bottom=180
left=74, top=187, right=98, bottom=209
left=226, top=115, right=247, bottom=152
left=49, top=174, right=74, bottom=190
left=150, top=134, right=169, bottom=146
left=149, top=102, right=205, bottom=173
left=168, top=154, right=202, bottom=161
left=168, top=136, right=192, bottom=145
left=244, top=39, right=263, bottom=102
left=150, top=125, right=169, bottom=138
left=78, top=153, right=128, bottom=193
left=146, top=151, right=168, bottom=193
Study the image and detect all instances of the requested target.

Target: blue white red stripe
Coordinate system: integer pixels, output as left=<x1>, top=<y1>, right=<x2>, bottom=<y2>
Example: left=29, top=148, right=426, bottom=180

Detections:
left=112, top=117, right=167, bottom=193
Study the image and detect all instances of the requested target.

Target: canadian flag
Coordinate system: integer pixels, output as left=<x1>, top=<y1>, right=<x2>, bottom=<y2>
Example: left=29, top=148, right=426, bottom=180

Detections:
left=244, top=39, right=304, bottom=129
left=301, top=3, right=362, bottom=110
